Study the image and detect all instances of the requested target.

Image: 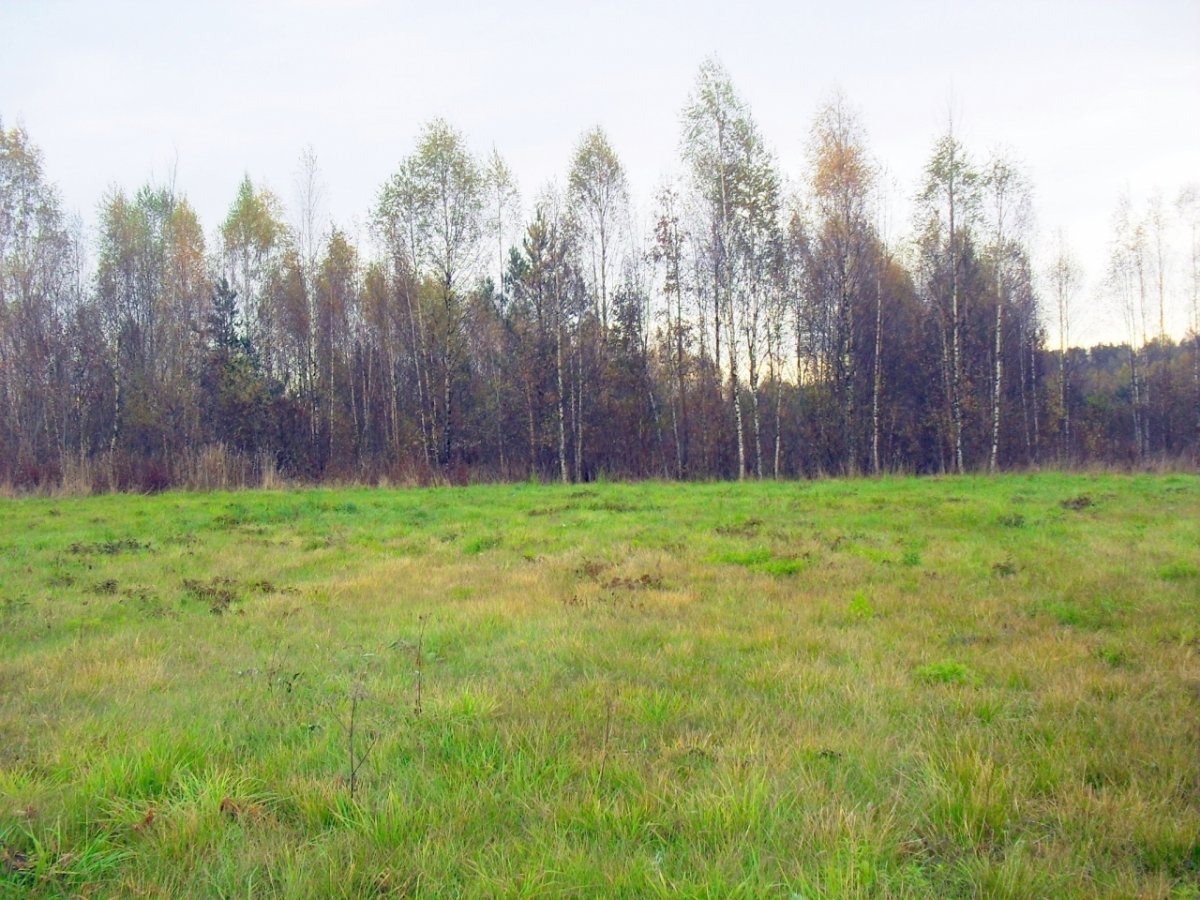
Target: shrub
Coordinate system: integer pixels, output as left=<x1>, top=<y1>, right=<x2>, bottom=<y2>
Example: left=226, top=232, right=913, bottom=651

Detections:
left=915, top=660, right=974, bottom=685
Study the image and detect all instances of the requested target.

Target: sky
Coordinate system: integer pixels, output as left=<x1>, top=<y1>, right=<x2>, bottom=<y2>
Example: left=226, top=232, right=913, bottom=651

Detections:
left=2, top=0, right=1197, bottom=344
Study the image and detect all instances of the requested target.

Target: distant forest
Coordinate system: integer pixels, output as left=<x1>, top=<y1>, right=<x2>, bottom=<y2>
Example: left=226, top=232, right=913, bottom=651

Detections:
left=1, top=60, right=1197, bottom=491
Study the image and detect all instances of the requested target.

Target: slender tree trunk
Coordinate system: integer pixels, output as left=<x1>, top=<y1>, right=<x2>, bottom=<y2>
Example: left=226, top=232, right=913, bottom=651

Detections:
left=599, top=226, right=609, bottom=336
left=871, top=265, right=884, bottom=475
left=556, top=317, right=568, bottom=484
left=713, top=266, right=722, bottom=407
left=670, top=391, right=682, bottom=479
left=949, top=188, right=965, bottom=474
left=1017, top=321, right=1031, bottom=460
left=1193, top=332, right=1200, bottom=453
left=349, top=343, right=360, bottom=457
left=675, top=289, right=688, bottom=478
left=773, top=375, right=783, bottom=479
left=1057, top=288, right=1069, bottom=465
left=731, top=370, right=746, bottom=480
left=1191, top=225, right=1200, bottom=452
left=442, top=359, right=452, bottom=470
left=989, top=299, right=1004, bottom=472
left=525, top=379, right=536, bottom=478
left=1030, top=334, right=1040, bottom=462
left=764, top=314, right=781, bottom=479
left=386, top=341, right=400, bottom=459
left=493, top=373, right=506, bottom=477
left=748, top=325, right=763, bottom=479
left=1130, top=344, right=1143, bottom=457
left=841, top=288, right=856, bottom=475
left=727, top=294, right=745, bottom=480
left=646, top=371, right=665, bottom=478
left=110, top=353, right=122, bottom=461
left=1058, top=350, right=1070, bottom=465
left=751, top=381, right=762, bottom=479
left=699, top=360, right=711, bottom=477
left=937, top=311, right=954, bottom=472
left=1138, top=263, right=1152, bottom=456
left=402, top=280, right=432, bottom=471
left=574, top=340, right=584, bottom=481
left=326, top=343, right=335, bottom=466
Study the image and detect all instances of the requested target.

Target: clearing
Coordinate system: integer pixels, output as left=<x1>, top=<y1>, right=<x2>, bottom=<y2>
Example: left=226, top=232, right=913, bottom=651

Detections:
left=1, top=474, right=1199, bottom=896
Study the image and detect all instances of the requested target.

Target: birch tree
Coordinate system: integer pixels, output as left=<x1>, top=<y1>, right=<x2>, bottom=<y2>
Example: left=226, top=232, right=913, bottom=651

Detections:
left=0, top=122, right=75, bottom=473
left=1178, top=185, right=1200, bottom=443
left=681, top=57, right=774, bottom=478
left=512, top=190, right=579, bottom=482
left=484, top=148, right=520, bottom=302
left=651, top=183, right=690, bottom=478
left=376, top=154, right=433, bottom=467
left=1047, top=232, right=1081, bottom=463
left=569, top=127, right=629, bottom=476
left=916, top=124, right=978, bottom=472
left=870, top=169, right=901, bottom=475
left=377, top=119, right=484, bottom=469
left=1107, top=195, right=1150, bottom=457
left=737, top=153, right=782, bottom=478
left=96, top=185, right=206, bottom=462
left=805, top=95, right=876, bottom=473
left=981, top=152, right=1031, bottom=471
left=568, top=127, right=628, bottom=334
left=221, top=176, right=286, bottom=379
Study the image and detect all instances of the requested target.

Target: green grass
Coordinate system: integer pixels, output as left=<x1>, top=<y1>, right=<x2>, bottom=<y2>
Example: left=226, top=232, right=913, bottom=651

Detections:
left=1, top=473, right=1199, bottom=897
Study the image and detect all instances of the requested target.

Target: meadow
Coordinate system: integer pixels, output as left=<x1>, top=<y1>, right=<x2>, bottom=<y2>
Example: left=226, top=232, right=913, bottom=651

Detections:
left=1, top=473, right=1199, bottom=897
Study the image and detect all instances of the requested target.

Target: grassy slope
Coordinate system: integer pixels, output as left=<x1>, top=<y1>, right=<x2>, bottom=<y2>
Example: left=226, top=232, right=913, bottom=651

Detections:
left=1, top=473, right=1199, bottom=897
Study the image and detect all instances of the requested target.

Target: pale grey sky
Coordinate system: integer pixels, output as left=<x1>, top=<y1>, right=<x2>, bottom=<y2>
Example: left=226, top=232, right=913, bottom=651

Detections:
left=2, top=0, right=1197, bottom=342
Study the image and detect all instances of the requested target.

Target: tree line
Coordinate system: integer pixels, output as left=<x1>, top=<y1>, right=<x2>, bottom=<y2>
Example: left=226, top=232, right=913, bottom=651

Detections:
left=1, top=60, right=1197, bottom=491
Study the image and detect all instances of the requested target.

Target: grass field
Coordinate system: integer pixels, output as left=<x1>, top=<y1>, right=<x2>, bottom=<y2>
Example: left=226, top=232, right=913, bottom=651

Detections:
left=1, top=473, right=1199, bottom=897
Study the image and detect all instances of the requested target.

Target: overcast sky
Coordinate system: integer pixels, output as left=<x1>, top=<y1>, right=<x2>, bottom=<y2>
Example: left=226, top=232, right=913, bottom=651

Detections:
left=2, top=0, right=1197, bottom=343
